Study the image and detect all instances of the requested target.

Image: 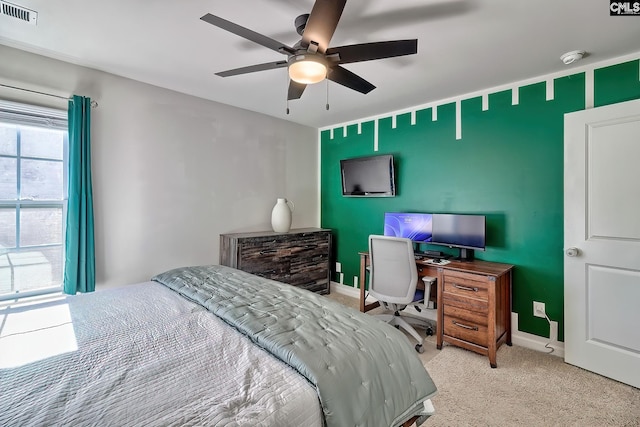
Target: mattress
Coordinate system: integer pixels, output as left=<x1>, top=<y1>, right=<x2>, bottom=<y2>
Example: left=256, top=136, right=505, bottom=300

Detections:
left=0, top=281, right=323, bottom=426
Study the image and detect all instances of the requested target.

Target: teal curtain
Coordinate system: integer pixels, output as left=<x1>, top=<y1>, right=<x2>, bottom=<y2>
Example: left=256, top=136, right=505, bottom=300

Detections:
left=63, top=95, right=95, bottom=294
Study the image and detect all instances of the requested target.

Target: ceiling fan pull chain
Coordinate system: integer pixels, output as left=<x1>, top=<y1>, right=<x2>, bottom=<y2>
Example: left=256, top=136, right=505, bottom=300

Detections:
left=286, top=73, right=290, bottom=115
left=326, top=79, right=330, bottom=111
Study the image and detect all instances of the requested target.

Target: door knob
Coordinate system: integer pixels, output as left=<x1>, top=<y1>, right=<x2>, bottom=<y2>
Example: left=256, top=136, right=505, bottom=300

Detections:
left=565, top=247, right=580, bottom=257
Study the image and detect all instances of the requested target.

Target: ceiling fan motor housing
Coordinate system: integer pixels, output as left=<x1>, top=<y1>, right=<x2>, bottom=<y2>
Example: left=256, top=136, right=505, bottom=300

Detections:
left=295, top=14, right=310, bottom=36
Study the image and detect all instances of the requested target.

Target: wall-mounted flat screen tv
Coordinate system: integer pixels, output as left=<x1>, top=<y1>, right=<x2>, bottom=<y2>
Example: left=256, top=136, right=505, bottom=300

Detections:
left=383, top=212, right=432, bottom=243
left=340, top=154, right=395, bottom=197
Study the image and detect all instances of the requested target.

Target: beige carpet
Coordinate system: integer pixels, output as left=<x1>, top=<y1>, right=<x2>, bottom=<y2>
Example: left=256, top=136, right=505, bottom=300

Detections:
left=326, top=292, right=640, bottom=426
left=425, top=344, right=640, bottom=426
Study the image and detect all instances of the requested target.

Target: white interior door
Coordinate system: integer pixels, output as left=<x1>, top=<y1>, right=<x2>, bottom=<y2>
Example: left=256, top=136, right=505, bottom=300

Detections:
left=564, top=98, right=640, bottom=388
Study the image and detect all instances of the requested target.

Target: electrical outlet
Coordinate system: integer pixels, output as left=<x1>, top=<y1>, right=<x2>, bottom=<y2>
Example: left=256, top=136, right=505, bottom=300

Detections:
left=533, top=301, right=546, bottom=318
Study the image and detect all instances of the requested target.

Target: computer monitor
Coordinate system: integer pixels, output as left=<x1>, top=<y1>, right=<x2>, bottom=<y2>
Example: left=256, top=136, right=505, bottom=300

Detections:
left=383, top=212, right=433, bottom=244
left=431, top=213, right=486, bottom=261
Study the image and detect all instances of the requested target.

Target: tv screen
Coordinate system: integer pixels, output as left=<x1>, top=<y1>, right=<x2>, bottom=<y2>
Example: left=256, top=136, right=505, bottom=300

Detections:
left=340, top=154, right=395, bottom=197
left=431, top=214, right=486, bottom=250
left=383, top=212, right=432, bottom=243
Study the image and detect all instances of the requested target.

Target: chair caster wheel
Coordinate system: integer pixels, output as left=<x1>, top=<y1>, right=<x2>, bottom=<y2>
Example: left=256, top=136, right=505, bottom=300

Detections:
left=415, top=344, right=424, bottom=354
left=426, top=328, right=433, bottom=336
left=395, top=325, right=400, bottom=329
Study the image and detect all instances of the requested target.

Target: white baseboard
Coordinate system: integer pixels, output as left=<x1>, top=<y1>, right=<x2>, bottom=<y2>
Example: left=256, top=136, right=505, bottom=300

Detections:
left=330, top=281, right=361, bottom=298
left=330, top=281, right=565, bottom=358
left=511, top=312, right=564, bottom=358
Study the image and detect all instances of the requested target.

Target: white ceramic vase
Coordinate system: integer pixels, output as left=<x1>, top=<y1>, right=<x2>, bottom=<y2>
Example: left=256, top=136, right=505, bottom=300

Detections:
left=271, top=198, right=295, bottom=233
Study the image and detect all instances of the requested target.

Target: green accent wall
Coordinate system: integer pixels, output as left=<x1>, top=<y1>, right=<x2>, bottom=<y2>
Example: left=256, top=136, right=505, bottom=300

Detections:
left=320, top=59, right=640, bottom=340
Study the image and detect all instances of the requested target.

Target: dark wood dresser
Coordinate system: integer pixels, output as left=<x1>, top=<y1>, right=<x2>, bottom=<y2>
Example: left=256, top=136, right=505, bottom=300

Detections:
left=219, top=228, right=332, bottom=294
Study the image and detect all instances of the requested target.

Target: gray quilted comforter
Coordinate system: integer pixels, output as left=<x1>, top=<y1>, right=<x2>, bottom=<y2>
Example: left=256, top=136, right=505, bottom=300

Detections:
left=152, top=265, right=437, bottom=427
left=0, top=281, right=323, bottom=426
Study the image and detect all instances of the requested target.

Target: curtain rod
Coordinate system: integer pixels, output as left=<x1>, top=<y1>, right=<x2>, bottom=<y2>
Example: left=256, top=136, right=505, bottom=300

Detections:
left=0, top=83, right=98, bottom=108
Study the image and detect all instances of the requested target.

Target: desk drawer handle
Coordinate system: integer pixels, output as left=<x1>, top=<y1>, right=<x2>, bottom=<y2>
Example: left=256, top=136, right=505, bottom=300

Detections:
left=453, top=283, right=478, bottom=292
left=452, top=321, right=478, bottom=331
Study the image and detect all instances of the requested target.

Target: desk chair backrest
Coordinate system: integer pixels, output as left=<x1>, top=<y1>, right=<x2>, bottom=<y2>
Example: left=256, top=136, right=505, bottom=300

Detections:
left=368, top=235, right=419, bottom=305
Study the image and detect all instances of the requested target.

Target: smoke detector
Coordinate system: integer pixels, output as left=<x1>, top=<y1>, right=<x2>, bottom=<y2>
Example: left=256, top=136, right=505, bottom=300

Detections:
left=560, top=50, right=585, bottom=65
left=0, top=1, right=37, bottom=25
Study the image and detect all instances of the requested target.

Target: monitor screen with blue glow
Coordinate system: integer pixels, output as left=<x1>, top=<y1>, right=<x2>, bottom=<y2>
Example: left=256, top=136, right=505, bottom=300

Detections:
left=383, top=212, right=433, bottom=243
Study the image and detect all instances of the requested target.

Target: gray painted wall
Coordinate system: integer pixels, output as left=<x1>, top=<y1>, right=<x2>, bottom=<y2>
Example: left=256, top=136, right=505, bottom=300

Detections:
left=0, top=45, right=319, bottom=289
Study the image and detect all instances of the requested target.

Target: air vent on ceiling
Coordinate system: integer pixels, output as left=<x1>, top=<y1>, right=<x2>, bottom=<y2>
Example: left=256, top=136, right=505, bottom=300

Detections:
left=0, top=1, right=37, bottom=25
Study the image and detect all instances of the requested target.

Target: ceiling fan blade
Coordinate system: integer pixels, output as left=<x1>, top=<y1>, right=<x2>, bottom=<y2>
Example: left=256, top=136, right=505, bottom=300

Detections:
left=326, top=40, right=418, bottom=64
left=302, top=0, right=346, bottom=53
left=216, top=60, right=288, bottom=77
left=327, top=65, right=375, bottom=94
left=201, top=13, right=295, bottom=55
left=288, top=81, right=307, bottom=100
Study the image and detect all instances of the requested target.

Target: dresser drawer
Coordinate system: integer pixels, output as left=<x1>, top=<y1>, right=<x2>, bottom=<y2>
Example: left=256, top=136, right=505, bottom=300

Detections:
left=443, top=313, right=488, bottom=347
left=296, top=278, right=330, bottom=294
left=237, top=242, right=290, bottom=276
left=289, top=262, right=328, bottom=284
left=239, top=235, right=296, bottom=257
left=241, top=259, right=291, bottom=282
left=220, top=228, right=332, bottom=294
left=288, top=231, right=331, bottom=250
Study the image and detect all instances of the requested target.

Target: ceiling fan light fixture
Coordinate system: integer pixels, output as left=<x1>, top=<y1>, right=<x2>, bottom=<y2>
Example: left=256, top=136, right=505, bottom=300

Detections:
left=288, top=54, right=327, bottom=84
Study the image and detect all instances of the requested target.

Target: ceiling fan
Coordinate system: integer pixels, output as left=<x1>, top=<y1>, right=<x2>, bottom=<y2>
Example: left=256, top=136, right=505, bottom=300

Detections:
left=200, top=0, right=418, bottom=102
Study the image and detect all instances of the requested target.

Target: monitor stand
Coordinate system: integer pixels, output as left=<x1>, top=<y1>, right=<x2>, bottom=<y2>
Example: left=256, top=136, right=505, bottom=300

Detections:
left=456, top=248, right=475, bottom=262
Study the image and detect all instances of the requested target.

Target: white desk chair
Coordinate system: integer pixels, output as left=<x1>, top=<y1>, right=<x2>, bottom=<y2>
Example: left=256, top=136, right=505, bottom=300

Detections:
left=368, top=235, right=434, bottom=353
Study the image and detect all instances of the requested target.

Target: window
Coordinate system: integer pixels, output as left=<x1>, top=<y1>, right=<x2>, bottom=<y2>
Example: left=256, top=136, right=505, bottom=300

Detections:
left=0, top=100, right=68, bottom=300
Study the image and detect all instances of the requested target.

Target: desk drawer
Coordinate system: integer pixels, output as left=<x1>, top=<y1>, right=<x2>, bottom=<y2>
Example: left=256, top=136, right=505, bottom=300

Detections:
left=444, top=304, right=487, bottom=326
left=442, top=292, right=489, bottom=313
left=443, top=313, right=488, bottom=347
left=442, top=270, right=490, bottom=302
left=417, top=265, right=438, bottom=278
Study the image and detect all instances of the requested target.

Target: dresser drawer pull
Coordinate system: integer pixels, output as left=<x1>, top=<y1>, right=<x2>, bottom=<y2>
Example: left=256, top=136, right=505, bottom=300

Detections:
left=304, top=244, right=318, bottom=249
left=453, top=284, right=479, bottom=292
left=259, top=249, right=277, bottom=255
left=452, top=321, right=479, bottom=331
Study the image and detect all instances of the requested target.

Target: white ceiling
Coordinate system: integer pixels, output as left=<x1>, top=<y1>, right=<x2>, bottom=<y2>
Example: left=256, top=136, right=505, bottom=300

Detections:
left=1, top=0, right=639, bottom=128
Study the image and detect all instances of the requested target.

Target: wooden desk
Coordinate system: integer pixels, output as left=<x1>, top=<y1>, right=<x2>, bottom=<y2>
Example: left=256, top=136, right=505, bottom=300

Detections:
left=358, top=252, right=514, bottom=368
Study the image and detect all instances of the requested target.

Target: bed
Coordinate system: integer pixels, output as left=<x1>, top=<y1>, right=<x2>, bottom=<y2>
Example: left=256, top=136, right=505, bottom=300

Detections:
left=0, top=264, right=437, bottom=426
